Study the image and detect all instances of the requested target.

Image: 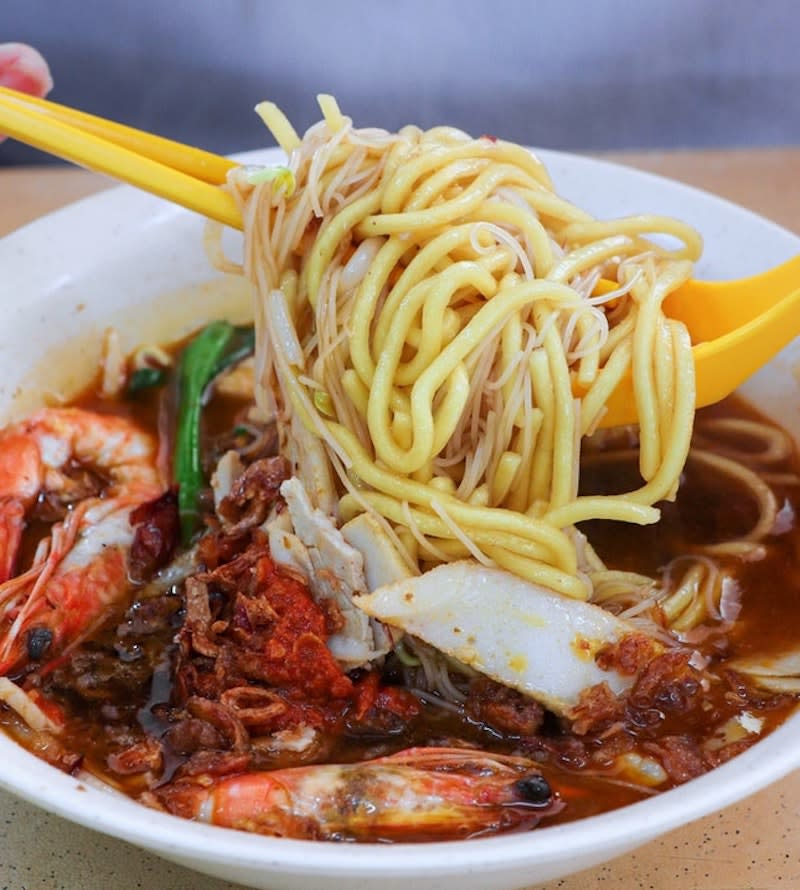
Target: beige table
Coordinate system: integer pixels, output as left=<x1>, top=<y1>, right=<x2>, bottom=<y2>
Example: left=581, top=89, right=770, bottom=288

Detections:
left=1, top=151, right=799, bottom=890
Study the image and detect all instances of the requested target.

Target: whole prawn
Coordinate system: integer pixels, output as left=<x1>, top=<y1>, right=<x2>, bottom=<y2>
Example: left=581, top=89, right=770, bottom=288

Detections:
left=151, top=746, right=562, bottom=841
left=0, top=407, right=164, bottom=675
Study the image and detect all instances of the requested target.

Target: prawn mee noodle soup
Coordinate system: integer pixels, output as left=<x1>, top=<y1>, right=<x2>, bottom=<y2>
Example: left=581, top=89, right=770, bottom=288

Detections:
left=0, top=95, right=799, bottom=842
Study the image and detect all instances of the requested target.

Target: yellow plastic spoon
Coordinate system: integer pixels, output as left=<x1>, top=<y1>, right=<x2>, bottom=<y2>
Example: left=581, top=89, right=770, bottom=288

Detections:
left=596, top=255, right=800, bottom=427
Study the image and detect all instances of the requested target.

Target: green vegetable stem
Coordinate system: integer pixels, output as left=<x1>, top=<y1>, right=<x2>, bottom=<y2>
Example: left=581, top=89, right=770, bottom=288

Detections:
left=173, top=321, right=255, bottom=544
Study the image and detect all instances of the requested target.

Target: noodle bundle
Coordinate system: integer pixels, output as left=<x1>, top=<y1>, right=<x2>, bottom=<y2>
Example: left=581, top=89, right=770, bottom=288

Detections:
left=217, top=95, right=707, bottom=604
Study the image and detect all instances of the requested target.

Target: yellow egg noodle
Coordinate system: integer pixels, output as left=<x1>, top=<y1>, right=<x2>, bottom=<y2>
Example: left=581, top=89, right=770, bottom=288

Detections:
left=207, top=94, right=787, bottom=639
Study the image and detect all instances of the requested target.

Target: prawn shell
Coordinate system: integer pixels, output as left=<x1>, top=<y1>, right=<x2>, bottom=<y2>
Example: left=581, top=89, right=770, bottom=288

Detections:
left=152, top=747, right=560, bottom=841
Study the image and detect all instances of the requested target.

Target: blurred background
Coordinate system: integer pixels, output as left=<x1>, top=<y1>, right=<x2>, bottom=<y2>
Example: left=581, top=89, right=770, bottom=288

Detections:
left=2, top=0, right=799, bottom=165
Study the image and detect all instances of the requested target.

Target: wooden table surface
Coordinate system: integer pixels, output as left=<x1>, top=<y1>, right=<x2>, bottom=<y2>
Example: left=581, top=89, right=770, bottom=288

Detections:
left=1, top=151, right=799, bottom=890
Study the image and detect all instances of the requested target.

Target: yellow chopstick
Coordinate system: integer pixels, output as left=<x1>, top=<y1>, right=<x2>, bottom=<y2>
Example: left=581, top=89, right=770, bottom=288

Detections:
left=0, top=87, right=242, bottom=229
left=0, top=86, right=237, bottom=185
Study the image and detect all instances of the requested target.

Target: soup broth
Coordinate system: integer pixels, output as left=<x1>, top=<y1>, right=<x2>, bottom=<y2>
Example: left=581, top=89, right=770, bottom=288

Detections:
left=1, top=356, right=796, bottom=833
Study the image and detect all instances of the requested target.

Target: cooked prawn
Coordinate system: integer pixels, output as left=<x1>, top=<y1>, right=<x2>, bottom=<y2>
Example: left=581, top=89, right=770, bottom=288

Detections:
left=151, top=746, right=562, bottom=841
left=0, top=407, right=163, bottom=675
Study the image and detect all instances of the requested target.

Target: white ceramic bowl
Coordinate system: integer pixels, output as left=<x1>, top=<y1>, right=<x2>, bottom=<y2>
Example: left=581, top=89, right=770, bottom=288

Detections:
left=0, top=149, right=799, bottom=890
